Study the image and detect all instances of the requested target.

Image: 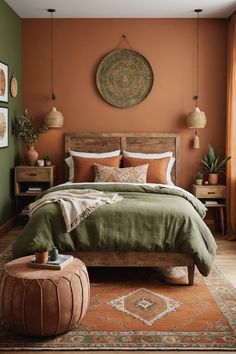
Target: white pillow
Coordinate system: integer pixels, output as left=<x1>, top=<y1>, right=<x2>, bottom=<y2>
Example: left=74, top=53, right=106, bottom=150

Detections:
left=167, top=157, right=175, bottom=185
left=70, top=150, right=120, bottom=157
left=65, top=150, right=121, bottom=181
left=123, top=151, right=173, bottom=158
left=123, top=151, right=175, bottom=185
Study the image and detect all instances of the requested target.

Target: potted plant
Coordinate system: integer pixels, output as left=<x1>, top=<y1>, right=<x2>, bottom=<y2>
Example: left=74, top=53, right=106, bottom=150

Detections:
left=29, top=236, right=54, bottom=263
left=43, top=154, right=52, bottom=166
left=200, top=144, right=231, bottom=185
left=15, top=109, right=48, bottom=166
left=195, top=171, right=204, bottom=185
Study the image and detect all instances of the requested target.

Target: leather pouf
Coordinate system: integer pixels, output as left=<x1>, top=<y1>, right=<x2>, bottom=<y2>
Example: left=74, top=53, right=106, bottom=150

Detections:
left=0, top=255, right=90, bottom=336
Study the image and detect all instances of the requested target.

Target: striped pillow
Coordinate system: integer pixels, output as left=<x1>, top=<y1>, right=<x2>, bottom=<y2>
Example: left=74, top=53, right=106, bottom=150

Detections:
left=94, top=163, right=148, bottom=183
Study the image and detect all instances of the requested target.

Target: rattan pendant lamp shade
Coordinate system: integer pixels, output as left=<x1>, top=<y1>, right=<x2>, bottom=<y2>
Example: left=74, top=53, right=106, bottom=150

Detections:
left=187, top=9, right=206, bottom=149
left=44, top=9, right=64, bottom=128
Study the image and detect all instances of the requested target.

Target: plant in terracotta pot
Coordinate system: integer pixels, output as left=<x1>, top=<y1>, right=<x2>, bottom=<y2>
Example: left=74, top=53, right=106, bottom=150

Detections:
left=200, top=144, right=231, bottom=185
left=195, top=171, right=204, bottom=185
left=43, top=154, right=52, bottom=166
left=15, top=109, right=48, bottom=166
left=29, top=236, right=54, bottom=264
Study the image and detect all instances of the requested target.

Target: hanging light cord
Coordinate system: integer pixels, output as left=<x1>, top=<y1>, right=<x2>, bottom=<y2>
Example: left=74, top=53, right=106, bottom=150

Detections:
left=49, top=9, right=56, bottom=101
left=196, top=11, right=200, bottom=107
left=194, top=9, right=202, bottom=107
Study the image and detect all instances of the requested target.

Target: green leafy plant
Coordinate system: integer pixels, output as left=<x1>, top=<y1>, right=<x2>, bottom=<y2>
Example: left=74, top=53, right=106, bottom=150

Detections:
left=200, top=144, right=231, bottom=174
left=15, top=109, right=48, bottom=146
left=195, top=171, right=204, bottom=180
left=43, top=154, right=52, bottom=161
left=29, top=236, right=54, bottom=253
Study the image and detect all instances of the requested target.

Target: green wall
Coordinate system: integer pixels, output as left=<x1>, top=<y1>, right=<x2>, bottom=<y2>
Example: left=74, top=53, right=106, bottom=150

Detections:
left=0, top=0, right=21, bottom=225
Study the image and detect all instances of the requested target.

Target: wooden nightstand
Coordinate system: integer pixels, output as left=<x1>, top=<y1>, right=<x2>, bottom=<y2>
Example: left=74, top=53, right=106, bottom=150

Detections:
left=14, top=165, right=56, bottom=217
left=192, top=184, right=227, bottom=235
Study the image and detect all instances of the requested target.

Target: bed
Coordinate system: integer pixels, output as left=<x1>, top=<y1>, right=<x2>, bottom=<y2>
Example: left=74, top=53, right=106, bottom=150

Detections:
left=12, top=132, right=217, bottom=285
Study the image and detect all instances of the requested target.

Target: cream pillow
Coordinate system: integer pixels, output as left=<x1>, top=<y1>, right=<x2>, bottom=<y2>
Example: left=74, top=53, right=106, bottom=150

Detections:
left=65, top=150, right=121, bottom=181
left=94, top=163, right=149, bottom=183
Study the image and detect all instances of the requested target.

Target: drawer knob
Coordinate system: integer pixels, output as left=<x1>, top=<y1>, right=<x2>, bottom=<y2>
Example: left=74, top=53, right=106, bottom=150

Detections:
left=208, top=192, right=215, bottom=194
left=28, top=173, right=37, bottom=176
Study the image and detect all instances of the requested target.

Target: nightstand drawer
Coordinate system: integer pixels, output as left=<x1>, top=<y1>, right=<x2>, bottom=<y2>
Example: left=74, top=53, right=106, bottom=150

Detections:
left=15, top=168, right=51, bottom=181
left=193, top=185, right=227, bottom=199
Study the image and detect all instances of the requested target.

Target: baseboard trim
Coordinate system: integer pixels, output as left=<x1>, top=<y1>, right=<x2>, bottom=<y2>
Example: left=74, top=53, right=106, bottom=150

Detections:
left=0, top=217, right=16, bottom=238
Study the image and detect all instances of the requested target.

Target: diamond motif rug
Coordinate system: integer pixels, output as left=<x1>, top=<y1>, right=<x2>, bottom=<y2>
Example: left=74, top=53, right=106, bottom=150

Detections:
left=1, top=247, right=236, bottom=351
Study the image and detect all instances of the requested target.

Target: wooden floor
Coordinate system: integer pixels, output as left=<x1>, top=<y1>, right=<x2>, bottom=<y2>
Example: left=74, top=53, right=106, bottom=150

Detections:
left=1, top=226, right=236, bottom=354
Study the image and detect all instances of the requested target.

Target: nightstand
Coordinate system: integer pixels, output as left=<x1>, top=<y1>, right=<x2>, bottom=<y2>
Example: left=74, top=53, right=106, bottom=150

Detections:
left=192, top=184, right=227, bottom=235
left=14, top=165, right=56, bottom=217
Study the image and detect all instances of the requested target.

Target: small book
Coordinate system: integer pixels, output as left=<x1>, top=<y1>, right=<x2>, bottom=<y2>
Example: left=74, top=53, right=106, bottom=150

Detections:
left=27, top=187, right=42, bottom=191
left=27, top=254, right=74, bottom=270
left=205, top=200, right=218, bottom=205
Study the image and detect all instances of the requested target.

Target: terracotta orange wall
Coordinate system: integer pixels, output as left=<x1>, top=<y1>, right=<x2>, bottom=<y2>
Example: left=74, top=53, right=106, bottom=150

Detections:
left=22, top=19, right=227, bottom=189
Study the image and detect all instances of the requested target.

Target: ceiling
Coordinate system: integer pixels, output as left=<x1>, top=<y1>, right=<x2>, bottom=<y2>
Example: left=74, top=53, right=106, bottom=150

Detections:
left=5, top=0, right=236, bottom=18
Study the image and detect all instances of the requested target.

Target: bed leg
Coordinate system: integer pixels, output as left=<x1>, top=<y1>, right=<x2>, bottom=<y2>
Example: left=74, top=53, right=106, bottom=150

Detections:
left=187, top=265, right=195, bottom=285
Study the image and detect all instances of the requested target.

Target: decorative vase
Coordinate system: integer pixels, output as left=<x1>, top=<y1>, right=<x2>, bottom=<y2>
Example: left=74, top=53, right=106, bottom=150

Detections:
left=35, top=251, right=49, bottom=264
left=208, top=173, right=218, bottom=185
left=49, top=248, right=58, bottom=261
left=25, top=145, right=39, bottom=166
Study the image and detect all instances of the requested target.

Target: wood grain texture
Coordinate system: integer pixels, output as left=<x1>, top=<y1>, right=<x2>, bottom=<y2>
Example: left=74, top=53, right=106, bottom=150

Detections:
left=65, top=132, right=180, bottom=184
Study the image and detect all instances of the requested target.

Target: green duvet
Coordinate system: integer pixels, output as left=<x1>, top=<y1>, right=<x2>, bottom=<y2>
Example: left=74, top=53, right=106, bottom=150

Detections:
left=12, top=183, right=217, bottom=276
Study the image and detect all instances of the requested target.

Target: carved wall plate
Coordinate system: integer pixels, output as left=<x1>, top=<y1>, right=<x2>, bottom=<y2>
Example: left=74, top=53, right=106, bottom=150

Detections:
left=96, top=49, right=154, bottom=108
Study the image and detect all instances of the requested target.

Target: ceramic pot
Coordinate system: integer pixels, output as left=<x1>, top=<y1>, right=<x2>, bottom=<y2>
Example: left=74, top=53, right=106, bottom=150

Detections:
left=195, top=179, right=203, bottom=186
left=45, top=160, right=52, bottom=166
left=35, top=251, right=49, bottom=264
left=208, top=173, right=218, bottom=185
left=25, top=145, right=39, bottom=166
left=49, top=248, right=58, bottom=261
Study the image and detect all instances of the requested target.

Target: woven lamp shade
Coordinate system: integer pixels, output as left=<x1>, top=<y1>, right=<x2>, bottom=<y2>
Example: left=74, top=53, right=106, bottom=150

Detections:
left=45, top=106, right=64, bottom=128
left=186, top=107, right=206, bottom=128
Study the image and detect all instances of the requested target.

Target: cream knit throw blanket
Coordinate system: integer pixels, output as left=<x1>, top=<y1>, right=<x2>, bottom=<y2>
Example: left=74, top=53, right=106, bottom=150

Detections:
left=28, top=189, right=123, bottom=232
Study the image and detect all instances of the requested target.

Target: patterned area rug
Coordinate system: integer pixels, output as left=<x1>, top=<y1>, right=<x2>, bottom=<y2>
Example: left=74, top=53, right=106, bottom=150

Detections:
left=1, top=247, right=236, bottom=351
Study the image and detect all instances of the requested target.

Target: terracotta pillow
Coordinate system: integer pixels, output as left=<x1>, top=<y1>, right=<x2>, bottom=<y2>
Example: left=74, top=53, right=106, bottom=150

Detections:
left=73, top=155, right=122, bottom=182
left=123, top=156, right=171, bottom=184
left=94, top=163, right=148, bottom=183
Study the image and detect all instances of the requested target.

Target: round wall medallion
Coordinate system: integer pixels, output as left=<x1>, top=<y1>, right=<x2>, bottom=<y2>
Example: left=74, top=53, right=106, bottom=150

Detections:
left=10, top=74, right=18, bottom=98
left=96, top=49, right=154, bottom=108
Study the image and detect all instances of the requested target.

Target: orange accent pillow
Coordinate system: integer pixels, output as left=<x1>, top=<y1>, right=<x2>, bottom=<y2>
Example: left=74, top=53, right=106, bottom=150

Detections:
left=73, top=155, right=122, bottom=182
left=123, top=156, right=171, bottom=184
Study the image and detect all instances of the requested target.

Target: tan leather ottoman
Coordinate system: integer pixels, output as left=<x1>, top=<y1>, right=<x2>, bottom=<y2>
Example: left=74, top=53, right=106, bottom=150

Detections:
left=0, top=255, right=90, bottom=336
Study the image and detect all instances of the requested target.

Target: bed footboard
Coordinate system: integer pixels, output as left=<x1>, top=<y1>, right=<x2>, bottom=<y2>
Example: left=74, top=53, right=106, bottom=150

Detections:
left=66, top=251, right=195, bottom=285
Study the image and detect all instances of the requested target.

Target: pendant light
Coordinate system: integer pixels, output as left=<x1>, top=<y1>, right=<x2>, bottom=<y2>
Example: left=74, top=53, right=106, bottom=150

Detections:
left=186, top=9, right=206, bottom=149
left=44, top=8, right=64, bottom=128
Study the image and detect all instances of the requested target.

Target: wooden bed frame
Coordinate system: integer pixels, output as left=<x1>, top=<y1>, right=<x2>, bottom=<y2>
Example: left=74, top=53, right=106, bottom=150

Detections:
left=65, top=132, right=195, bottom=285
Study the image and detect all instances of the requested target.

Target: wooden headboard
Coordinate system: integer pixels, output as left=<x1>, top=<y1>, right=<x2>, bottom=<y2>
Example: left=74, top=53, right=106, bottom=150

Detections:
left=65, top=132, right=180, bottom=185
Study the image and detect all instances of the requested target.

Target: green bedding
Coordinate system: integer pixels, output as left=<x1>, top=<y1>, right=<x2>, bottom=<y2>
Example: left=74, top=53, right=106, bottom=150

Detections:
left=12, top=183, right=217, bottom=276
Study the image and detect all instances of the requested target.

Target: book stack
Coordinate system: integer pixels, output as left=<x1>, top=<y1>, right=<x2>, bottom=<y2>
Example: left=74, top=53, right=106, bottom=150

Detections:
left=21, top=206, right=30, bottom=216
left=26, top=187, right=42, bottom=193
left=204, top=200, right=218, bottom=205
left=28, top=254, right=74, bottom=270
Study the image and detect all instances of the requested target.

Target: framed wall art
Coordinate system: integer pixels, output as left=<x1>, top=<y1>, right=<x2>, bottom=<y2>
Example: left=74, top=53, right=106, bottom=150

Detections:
left=0, top=61, right=8, bottom=103
left=0, top=107, right=8, bottom=148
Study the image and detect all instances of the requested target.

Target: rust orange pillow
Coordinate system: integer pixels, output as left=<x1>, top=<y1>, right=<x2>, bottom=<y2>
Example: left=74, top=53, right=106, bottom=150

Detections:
left=123, top=156, right=171, bottom=184
left=73, top=155, right=122, bottom=182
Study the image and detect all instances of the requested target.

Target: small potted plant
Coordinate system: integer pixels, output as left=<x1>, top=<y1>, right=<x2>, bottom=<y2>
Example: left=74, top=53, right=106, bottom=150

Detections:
left=15, top=109, right=48, bottom=166
left=43, top=154, right=52, bottom=166
left=195, top=171, right=204, bottom=185
left=200, top=144, right=231, bottom=185
left=29, top=236, right=54, bottom=263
